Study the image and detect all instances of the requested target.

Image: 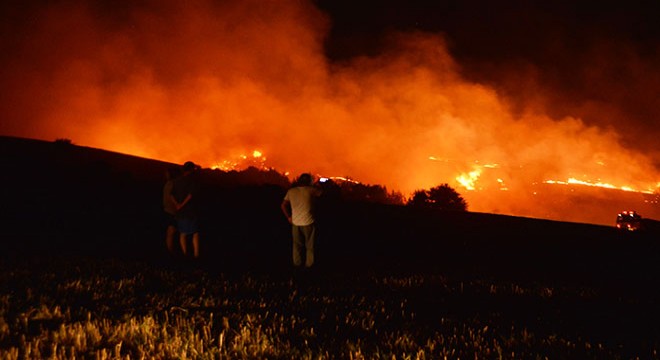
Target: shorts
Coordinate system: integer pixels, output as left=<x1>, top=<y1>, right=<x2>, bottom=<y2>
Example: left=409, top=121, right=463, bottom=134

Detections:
left=177, top=218, right=200, bottom=235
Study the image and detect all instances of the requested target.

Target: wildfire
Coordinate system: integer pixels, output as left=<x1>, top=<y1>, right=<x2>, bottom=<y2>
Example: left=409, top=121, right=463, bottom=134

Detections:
left=433, top=158, right=506, bottom=192
left=544, top=178, right=655, bottom=194
left=2, top=0, right=658, bottom=226
left=456, top=167, right=482, bottom=191
left=208, top=149, right=657, bottom=204
left=210, top=150, right=267, bottom=171
left=214, top=149, right=657, bottom=206
left=432, top=152, right=656, bottom=196
left=207, top=149, right=366, bottom=186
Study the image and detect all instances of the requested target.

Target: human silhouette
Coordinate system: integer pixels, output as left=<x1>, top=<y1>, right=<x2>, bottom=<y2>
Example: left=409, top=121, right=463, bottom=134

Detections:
left=170, top=161, right=201, bottom=259
left=163, top=166, right=182, bottom=257
left=281, top=173, right=322, bottom=270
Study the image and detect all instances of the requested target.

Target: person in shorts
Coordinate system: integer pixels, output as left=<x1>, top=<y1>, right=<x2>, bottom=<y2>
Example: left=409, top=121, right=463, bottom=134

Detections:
left=163, top=166, right=181, bottom=256
left=170, top=161, right=201, bottom=259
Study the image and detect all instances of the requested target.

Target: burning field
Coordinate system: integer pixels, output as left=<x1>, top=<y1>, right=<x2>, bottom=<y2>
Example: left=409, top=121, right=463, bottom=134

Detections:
left=1, top=0, right=658, bottom=226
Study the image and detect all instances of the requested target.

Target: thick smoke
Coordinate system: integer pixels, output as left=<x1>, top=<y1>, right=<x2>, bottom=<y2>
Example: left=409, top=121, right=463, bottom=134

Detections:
left=0, top=0, right=658, bottom=225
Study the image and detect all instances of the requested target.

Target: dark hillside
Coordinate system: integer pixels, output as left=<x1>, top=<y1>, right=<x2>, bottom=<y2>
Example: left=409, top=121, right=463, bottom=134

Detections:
left=0, top=136, right=175, bottom=254
left=1, top=135, right=658, bottom=285
left=0, top=136, right=174, bottom=182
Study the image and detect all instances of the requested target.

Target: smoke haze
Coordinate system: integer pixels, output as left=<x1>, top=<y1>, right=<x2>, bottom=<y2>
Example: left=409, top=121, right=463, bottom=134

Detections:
left=1, top=0, right=658, bottom=225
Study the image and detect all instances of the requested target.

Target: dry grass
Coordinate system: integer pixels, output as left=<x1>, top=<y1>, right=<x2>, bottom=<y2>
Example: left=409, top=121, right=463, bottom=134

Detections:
left=0, top=255, right=657, bottom=359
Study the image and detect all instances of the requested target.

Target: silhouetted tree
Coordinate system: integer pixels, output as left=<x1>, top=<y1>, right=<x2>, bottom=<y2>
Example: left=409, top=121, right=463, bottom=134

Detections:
left=386, top=191, right=406, bottom=205
left=407, top=183, right=468, bottom=211
left=336, top=180, right=404, bottom=205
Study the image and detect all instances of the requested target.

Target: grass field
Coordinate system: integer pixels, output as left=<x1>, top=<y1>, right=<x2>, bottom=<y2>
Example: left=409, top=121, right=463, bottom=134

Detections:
left=1, top=253, right=658, bottom=359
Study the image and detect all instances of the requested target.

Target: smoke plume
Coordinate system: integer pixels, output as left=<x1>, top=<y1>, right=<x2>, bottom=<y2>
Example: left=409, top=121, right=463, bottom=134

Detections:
left=1, top=0, right=658, bottom=225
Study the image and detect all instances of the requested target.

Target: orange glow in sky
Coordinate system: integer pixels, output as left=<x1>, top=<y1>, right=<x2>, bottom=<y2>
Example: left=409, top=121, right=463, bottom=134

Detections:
left=0, top=0, right=658, bottom=226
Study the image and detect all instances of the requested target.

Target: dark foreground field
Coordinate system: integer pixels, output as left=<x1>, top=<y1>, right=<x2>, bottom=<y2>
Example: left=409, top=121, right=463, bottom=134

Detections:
left=1, top=136, right=660, bottom=358
left=1, top=253, right=659, bottom=359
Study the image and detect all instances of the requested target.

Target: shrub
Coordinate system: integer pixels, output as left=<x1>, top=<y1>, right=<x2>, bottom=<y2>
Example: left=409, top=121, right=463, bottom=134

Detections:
left=407, top=183, right=468, bottom=211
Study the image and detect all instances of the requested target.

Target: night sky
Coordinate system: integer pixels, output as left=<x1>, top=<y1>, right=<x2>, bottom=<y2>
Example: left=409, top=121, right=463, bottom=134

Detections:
left=1, top=0, right=658, bottom=225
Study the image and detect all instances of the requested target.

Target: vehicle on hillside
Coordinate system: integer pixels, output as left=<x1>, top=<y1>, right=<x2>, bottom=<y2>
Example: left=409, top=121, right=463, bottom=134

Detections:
left=616, top=210, right=642, bottom=231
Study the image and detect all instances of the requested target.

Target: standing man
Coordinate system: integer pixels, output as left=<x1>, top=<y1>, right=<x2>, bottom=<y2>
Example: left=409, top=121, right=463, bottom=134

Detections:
left=281, top=173, right=322, bottom=270
left=171, top=161, right=201, bottom=259
left=163, top=166, right=182, bottom=257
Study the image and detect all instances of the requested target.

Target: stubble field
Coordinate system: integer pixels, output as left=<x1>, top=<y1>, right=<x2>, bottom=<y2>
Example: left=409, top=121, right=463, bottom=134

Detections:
left=1, top=251, right=659, bottom=359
